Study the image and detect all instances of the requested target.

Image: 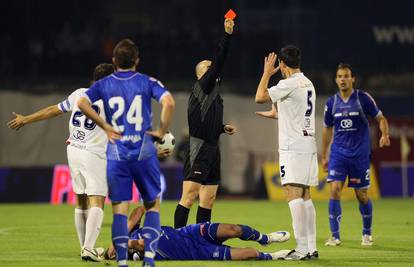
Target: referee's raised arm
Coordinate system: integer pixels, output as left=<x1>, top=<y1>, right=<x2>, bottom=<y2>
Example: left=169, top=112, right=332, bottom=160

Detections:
left=196, top=18, right=234, bottom=94
left=174, top=16, right=236, bottom=230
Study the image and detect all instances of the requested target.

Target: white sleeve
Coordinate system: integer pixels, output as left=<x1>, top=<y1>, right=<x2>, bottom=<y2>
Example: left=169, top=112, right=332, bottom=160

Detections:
left=267, top=80, right=294, bottom=103
left=57, top=89, right=81, bottom=112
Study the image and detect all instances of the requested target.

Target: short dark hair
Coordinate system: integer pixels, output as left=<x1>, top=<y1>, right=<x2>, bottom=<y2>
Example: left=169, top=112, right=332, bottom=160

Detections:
left=337, top=63, right=354, bottom=76
left=93, top=63, right=115, bottom=81
left=279, top=45, right=301, bottom=68
left=113, top=39, right=139, bottom=69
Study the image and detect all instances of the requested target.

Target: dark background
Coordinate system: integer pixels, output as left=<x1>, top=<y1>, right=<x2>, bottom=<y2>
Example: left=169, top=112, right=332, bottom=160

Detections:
left=1, top=0, right=414, bottom=98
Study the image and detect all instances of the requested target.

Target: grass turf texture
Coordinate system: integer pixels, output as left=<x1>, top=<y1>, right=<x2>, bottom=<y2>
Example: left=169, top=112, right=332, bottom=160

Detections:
left=0, top=199, right=413, bottom=267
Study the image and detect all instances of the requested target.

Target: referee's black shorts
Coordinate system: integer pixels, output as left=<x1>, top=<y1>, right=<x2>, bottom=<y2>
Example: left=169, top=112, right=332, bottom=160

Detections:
left=183, top=143, right=221, bottom=185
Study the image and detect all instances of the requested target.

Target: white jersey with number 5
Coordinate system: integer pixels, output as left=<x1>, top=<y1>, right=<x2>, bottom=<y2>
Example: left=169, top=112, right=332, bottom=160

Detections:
left=58, top=88, right=107, bottom=159
left=268, top=72, right=316, bottom=154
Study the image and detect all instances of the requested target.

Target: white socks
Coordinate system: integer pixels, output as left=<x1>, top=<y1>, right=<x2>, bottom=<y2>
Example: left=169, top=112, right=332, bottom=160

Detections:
left=83, top=207, right=104, bottom=249
left=288, top=198, right=308, bottom=254
left=304, top=199, right=317, bottom=253
left=74, top=208, right=88, bottom=248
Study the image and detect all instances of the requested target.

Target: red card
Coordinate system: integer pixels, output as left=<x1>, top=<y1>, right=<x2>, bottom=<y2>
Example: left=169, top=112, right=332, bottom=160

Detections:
left=224, top=9, right=237, bottom=20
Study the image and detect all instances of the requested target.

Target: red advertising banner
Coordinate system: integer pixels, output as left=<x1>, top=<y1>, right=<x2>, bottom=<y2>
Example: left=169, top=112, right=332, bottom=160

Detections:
left=50, top=165, right=140, bottom=204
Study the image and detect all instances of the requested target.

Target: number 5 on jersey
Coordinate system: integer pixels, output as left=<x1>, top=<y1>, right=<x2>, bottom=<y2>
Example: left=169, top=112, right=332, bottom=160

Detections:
left=305, top=90, right=313, bottom=117
left=280, top=165, right=286, bottom=178
left=109, top=95, right=143, bottom=132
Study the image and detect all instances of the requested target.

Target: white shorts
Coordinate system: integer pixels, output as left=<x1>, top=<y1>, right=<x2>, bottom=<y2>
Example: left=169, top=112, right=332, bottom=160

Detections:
left=67, top=145, right=108, bottom=196
left=279, top=152, right=318, bottom=186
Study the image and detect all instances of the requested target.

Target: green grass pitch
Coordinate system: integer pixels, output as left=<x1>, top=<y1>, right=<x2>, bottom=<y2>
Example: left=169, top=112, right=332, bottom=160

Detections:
left=0, top=199, right=413, bottom=266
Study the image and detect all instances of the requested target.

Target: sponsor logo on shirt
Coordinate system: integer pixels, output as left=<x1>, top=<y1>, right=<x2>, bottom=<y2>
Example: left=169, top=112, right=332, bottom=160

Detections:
left=72, top=130, right=86, bottom=140
left=340, top=119, right=353, bottom=129
left=120, top=135, right=141, bottom=143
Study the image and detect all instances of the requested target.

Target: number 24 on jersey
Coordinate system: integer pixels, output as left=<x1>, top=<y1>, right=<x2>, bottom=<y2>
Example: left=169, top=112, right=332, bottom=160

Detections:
left=108, top=95, right=143, bottom=132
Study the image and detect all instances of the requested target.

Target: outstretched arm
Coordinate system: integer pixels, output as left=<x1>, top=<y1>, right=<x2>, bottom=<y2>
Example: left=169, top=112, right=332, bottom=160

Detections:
left=255, top=53, right=279, bottom=104
left=199, top=19, right=234, bottom=94
left=7, top=105, right=63, bottom=130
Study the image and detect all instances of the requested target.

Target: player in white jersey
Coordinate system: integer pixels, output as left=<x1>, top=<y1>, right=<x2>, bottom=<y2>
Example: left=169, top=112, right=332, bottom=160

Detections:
left=255, top=46, right=318, bottom=260
left=7, top=63, right=115, bottom=261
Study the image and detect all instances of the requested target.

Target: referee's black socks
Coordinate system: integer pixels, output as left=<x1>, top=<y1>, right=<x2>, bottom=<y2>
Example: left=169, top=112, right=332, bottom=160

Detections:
left=196, top=206, right=212, bottom=224
left=174, top=204, right=190, bottom=228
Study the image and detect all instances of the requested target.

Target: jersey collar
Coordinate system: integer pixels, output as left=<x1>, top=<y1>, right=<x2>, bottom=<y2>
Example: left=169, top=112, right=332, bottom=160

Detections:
left=113, top=70, right=137, bottom=78
left=290, top=72, right=304, bottom=78
left=337, top=89, right=355, bottom=103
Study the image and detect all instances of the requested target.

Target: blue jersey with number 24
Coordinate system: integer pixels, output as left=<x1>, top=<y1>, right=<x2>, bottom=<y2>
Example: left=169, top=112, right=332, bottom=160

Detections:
left=85, top=70, right=169, bottom=161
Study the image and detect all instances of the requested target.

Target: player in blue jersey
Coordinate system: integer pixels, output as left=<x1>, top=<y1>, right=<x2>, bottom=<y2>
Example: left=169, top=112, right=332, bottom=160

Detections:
left=78, top=39, right=175, bottom=267
left=104, top=206, right=291, bottom=262
left=322, top=63, right=390, bottom=246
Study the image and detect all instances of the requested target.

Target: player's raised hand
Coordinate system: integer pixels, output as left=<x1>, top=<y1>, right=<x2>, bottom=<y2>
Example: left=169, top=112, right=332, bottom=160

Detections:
left=224, top=19, right=235, bottom=34
left=379, top=134, right=391, bottom=148
left=263, top=52, right=280, bottom=77
left=224, top=124, right=237, bottom=135
left=7, top=112, right=27, bottom=130
left=103, top=123, right=121, bottom=144
left=255, top=104, right=278, bottom=119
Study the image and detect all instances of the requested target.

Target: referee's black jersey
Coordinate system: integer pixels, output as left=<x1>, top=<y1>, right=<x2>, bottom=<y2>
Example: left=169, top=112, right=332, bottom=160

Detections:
left=187, top=33, right=231, bottom=145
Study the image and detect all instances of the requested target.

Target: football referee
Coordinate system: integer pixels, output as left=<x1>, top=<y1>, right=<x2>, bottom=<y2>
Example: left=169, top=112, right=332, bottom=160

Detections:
left=174, top=18, right=237, bottom=228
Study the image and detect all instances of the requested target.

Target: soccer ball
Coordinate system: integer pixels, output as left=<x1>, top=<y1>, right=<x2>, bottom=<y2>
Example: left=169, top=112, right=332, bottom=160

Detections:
left=157, top=132, right=176, bottom=151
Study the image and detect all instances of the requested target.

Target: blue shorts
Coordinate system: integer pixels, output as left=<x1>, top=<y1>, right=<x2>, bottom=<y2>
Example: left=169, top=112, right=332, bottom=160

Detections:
left=107, top=155, right=161, bottom=202
left=327, top=153, right=371, bottom=189
left=180, top=223, right=231, bottom=260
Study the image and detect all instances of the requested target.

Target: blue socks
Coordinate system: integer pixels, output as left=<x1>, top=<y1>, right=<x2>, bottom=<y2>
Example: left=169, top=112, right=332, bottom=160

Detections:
left=112, top=214, right=128, bottom=267
left=359, top=199, right=373, bottom=235
left=257, top=252, right=272, bottom=260
left=329, top=198, right=373, bottom=239
left=142, top=211, right=161, bottom=265
left=238, top=224, right=269, bottom=245
left=329, top=199, right=342, bottom=239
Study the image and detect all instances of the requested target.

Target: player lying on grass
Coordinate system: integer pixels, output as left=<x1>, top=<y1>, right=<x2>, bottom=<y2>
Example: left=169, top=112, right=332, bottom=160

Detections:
left=105, top=206, right=290, bottom=261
